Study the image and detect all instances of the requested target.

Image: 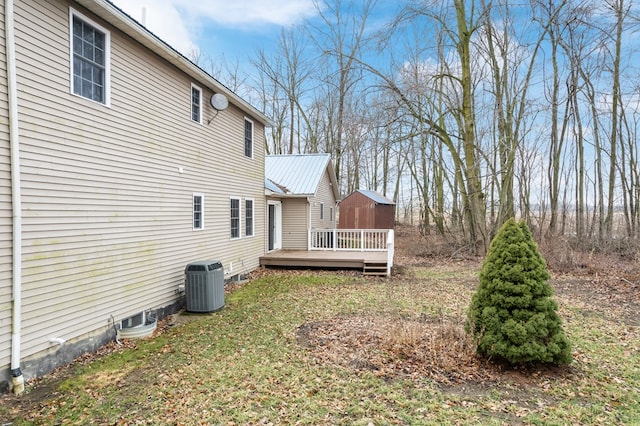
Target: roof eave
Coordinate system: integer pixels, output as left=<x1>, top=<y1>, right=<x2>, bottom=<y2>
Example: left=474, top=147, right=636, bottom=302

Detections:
left=265, top=193, right=313, bottom=199
left=74, top=0, right=274, bottom=127
left=326, top=160, right=340, bottom=199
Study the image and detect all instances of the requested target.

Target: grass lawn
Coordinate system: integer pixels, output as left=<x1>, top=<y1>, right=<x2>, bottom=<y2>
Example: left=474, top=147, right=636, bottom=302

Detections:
left=1, top=260, right=639, bottom=425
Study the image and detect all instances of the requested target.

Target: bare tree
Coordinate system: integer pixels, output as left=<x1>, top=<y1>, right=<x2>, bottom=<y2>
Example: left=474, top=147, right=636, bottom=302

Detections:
left=252, top=26, right=315, bottom=154
left=245, top=0, right=640, bottom=250
left=309, top=0, right=375, bottom=191
left=253, top=69, right=288, bottom=155
left=603, top=0, right=630, bottom=235
left=478, top=0, right=549, bottom=233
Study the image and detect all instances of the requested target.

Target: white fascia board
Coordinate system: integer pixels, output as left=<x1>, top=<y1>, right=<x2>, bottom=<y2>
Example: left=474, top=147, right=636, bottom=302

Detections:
left=74, top=0, right=274, bottom=127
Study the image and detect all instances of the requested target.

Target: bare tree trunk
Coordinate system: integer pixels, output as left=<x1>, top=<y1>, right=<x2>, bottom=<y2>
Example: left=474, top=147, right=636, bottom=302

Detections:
left=454, top=0, right=487, bottom=254
left=582, top=74, right=606, bottom=240
left=540, top=2, right=566, bottom=236
left=572, top=83, right=586, bottom=240
left=604, top=0, right=627, bottom=236
left=481, top=0, right=548, bottom=233
left=311, top=0, right=373, bottom=191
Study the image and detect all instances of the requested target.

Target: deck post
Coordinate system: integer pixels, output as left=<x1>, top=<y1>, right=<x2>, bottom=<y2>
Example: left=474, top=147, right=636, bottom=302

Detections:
left=332, top=229, right=337, bottom=251
left=386, top=229, right=395, bottom=276
left=360, top=230, right=364, bottom=251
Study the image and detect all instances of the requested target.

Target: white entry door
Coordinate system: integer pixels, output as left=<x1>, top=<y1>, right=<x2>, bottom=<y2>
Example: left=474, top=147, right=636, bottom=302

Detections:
left=267, top=201, right=282, bottom=251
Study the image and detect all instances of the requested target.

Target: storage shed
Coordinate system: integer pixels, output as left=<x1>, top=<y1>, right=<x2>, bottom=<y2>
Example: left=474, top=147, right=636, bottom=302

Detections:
left=338, top=190, right=396, bottom=230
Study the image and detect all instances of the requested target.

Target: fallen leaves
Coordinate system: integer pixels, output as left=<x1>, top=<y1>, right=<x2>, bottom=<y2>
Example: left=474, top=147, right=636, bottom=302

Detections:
left=2, top=226, right=640, bottom=425
left=298, top=314, right=498, bottom=386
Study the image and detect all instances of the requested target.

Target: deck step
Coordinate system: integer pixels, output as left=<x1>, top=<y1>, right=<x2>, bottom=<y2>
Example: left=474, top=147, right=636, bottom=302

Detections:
left=363, top=261, right=388, bottom=276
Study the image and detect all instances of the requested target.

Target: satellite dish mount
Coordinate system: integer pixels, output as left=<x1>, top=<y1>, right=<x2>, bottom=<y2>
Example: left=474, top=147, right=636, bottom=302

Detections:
left=207, top=93, right=229, bottom=124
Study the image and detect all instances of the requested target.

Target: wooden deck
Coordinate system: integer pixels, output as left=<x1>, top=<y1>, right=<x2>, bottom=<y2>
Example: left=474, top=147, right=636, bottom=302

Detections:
left=259, top=250, right=390, bottom=276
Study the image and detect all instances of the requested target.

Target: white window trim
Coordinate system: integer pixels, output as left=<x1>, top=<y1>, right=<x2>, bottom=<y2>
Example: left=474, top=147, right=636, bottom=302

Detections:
left=69, top=8, right=111, bottom=107
left=230, top=196, right=241, bottom=240
left=193, top=193, right=204, bottom=231
left=191, top=83, right=203, bottom=124
left=244, top=117, right=254, bottom=159
left=245, top=198, right=255, bottom=238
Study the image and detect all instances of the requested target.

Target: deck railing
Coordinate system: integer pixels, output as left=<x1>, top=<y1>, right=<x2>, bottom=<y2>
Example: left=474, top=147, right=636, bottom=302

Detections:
left=309, top=228, right=395, bottom=275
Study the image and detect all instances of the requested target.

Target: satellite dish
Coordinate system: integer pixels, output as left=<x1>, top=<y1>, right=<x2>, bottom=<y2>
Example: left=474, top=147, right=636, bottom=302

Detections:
left=210, top=93, right=229, bottom=111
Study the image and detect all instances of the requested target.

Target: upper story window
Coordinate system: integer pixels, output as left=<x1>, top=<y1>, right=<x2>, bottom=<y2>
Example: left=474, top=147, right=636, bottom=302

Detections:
left=70, top=9, right=110, bottom=105
left=191, top=84, right=202, bottom=123
left=320, top=203, right=325, bottom=220
left=230, top=197, right=241, bottom=239
left=193, top=194, right=204, bottom=230
left=244, top=118, right=253, bottom=158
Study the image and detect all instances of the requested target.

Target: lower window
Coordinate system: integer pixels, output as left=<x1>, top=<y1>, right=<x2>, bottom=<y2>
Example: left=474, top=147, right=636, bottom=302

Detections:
left=230, top=197, right=240, bottom=239
left=245, top=199, right=254, bottom=237
left=193, top=194, right=204, bottom=230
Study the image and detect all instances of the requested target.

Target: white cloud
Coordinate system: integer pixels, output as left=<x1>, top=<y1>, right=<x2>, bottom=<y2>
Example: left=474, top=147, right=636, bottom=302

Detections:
left=111, top=0, right=317, bottom=55
left=186, top=0, right=317, bottom=26
left=111, top=0, right=196, bottom=54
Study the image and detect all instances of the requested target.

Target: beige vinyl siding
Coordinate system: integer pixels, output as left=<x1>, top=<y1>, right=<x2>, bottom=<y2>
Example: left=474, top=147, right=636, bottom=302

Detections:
left=310, top=171, right=337, bottom=229
left=6, top=0, right=265, bottom=366
left=281, top=198, right=308, bottom=250
left=0, top=5, right=13, bottom=373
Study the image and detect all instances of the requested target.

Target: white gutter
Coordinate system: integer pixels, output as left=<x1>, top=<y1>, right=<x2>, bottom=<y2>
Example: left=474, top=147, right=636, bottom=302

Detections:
left=5, top=0, right=24, bottom=394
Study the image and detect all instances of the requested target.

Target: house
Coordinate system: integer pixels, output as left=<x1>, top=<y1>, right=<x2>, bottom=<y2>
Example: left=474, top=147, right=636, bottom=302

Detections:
left=339, top=190, right=396, bottom=230
left=0, top=0, right=271, bottom=392
left=261, top=162, right=395, bottom=276
left=263, top=153, right=340, bottom=252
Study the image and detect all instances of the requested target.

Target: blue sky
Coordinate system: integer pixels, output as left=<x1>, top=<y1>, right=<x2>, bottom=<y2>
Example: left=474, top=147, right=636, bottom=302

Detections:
left=110, top=0, right=320, bottom=65
left=110, top=0, right=401, bottom=79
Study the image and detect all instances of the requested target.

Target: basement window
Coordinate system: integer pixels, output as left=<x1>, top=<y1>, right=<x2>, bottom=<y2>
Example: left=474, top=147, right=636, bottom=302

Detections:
left=120, top=312, right=144, bottom=329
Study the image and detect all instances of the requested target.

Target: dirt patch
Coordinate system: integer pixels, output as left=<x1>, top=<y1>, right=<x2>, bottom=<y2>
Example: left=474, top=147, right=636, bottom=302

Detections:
left=297, top=314, right=574, bottom=391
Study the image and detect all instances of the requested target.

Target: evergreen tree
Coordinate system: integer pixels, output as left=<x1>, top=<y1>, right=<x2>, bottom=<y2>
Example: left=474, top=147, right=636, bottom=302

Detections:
left=467, top=218, right=572, bottom=365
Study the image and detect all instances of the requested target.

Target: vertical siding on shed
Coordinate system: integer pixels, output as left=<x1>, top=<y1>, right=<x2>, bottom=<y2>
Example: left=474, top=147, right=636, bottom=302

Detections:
left=338, top=191, right=372, bottom=229
left=338, top=191, right=395, bottom=230
left=2, top=0, right=265, bottom=375
left=375, top=204, right=395, bottom=229
left=0, top=4, right=14, bottom=377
